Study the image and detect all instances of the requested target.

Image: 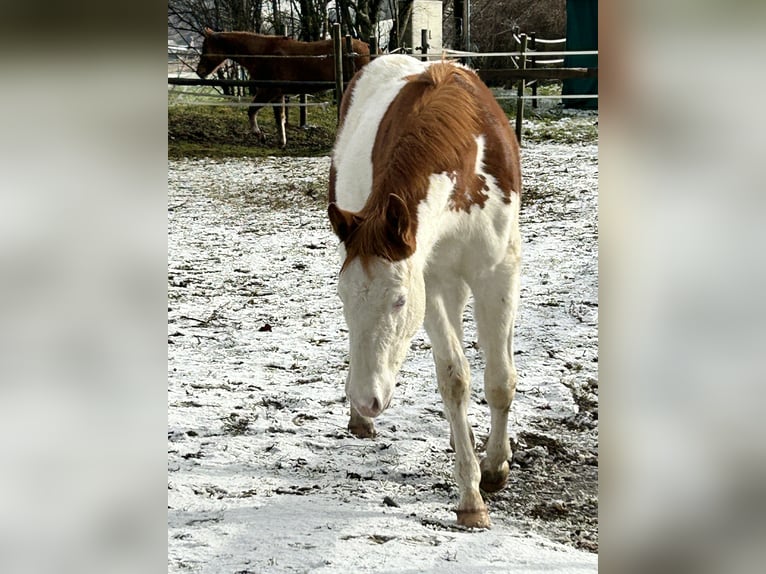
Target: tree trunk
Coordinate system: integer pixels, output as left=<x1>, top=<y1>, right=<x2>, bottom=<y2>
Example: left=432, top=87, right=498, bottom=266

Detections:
left=454, top=0, right=464, bottom=49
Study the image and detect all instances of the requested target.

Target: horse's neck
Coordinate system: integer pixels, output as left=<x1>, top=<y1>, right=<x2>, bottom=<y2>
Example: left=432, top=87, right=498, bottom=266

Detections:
left=221, top=32, right=267, bottom=59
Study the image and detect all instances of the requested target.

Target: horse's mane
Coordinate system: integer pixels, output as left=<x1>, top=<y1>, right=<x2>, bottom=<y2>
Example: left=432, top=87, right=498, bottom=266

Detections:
left=376, top=64, right=483, bottom=187
left=344, top=64, right=486, bottom=268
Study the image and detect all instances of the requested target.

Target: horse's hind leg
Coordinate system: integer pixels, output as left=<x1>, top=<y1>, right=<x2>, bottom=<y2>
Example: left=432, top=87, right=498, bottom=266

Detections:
left=424, top=276, right=489, bottom=528
left=471, top=240, right=521, bottom=493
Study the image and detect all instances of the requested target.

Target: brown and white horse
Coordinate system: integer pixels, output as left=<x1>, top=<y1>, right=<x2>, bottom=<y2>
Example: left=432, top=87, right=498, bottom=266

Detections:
left=328, top=55, right=522, bottom=529
left=196, top=28, right=370, bottom=147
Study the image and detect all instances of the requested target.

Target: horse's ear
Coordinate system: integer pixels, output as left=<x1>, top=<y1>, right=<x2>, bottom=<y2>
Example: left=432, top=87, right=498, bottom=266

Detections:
left=386, top=194, right=411, bottom=238
left=385, top=194, right=415, bottom=255
left=328, top=203, right=360, bottom=242
left=203, top=27, right=214, bottom=37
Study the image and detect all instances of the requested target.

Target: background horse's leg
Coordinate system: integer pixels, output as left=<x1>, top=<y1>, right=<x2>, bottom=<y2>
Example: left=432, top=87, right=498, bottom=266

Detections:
left=424, top=275, right=489, bottom=528
left=248, top=89, right=282, bottom=145
left=272, top=94, right=286, bottom=148
left=248, top=95, right=266, bottom=143
left=471, top=238, right=522, bottom=494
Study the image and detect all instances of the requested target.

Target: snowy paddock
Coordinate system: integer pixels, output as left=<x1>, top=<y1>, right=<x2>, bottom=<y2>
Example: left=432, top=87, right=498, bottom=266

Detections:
left=168, top=140, right=598, bottom=573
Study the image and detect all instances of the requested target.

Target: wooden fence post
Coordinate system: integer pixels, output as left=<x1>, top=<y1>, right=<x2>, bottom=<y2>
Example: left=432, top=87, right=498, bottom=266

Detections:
left=420, top=29, right=428, bottom=62
left=515, top=33, right=528, bottom=144
left=299, top=94, right=307, bottom=127
left=512, top=26, right=520, bottom=69
left=332, top=24, right=343, bottom=122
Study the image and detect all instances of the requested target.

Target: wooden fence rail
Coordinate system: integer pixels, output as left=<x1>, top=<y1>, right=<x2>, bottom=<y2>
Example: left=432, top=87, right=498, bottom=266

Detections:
left=475, top=31, right=598, bottom=143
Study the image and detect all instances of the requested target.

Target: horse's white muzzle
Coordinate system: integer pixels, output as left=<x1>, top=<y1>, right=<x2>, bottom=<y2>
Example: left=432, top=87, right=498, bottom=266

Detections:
left=346, top=376, right=394, bottom=418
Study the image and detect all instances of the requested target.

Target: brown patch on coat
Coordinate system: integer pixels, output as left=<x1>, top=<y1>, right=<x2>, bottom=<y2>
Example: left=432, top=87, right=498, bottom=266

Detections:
left=477, top=90, right=521, bottom=205
left=329, top=62, right=521, bottom=269
left=448, top=154, right=490, bottom=213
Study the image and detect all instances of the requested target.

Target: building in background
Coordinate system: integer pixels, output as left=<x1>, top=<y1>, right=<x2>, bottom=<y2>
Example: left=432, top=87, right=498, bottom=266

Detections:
left=400, top=0, right=443, bottom=53
left=563, top=0, right=598, bottom=109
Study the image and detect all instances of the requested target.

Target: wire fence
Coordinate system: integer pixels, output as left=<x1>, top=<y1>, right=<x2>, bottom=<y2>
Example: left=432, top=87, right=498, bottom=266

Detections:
left=168, top=29, right=598, bottom=140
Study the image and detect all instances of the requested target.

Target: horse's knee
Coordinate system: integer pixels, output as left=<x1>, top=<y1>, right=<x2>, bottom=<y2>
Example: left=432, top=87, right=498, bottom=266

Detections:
left=437, top=357, right=470, bottom=391
left=486, top=383, right=512, bottom=412
left=484, top=362, right=516, bottom=410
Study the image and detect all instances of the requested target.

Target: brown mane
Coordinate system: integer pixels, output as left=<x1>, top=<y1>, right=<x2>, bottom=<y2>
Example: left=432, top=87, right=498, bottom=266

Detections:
left=337, top=63, right=520, bottom=270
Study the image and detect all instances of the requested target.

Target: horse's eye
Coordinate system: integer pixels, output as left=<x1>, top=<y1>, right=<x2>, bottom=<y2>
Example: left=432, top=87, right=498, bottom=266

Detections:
left=393, top=295, right=406, bottom=310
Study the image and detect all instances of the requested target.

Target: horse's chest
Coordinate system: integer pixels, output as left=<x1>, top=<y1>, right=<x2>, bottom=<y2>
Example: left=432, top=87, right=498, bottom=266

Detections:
left=423, top=204, right=514, bottom=279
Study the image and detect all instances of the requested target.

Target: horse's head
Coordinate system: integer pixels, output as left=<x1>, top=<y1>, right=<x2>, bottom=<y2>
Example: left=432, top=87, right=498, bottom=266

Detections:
left=196, top=27, right=226, bottom=78
left=329, top=199, right=425, bottom=418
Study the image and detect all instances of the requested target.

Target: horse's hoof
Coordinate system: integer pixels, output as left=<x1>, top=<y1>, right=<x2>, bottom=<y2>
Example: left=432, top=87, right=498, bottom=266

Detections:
left=480, top=459, right=509, bottom=493
left=455, top=507, right=491, bottom=529
left=348, top=420, right=376, bottom=438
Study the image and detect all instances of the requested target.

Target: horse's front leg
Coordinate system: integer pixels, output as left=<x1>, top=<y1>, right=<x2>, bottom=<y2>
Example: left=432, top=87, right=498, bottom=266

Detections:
left=472, top=241, right=521, bottom=493
left=272, top=94, right=286, bottom=148
left=434, top=355, right=488, bottom=528
left=425, top=279, right=489, bottom=528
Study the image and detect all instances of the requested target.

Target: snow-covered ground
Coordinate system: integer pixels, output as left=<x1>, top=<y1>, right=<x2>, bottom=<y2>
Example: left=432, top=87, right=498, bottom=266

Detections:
left=168, top=139, right=598, bottom=572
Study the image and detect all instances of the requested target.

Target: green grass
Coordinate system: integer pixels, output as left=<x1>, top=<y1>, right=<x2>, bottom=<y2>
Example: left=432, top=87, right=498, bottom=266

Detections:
left=168, top=91, right=338, bottom=159
left=492, top=83, right=599, bottom=144
left=168, top=83, right=597, bottom=159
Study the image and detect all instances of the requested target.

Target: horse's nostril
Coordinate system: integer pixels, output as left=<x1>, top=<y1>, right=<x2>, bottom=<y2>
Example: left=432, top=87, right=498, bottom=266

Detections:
left=353, top=396, right=384, bottom=418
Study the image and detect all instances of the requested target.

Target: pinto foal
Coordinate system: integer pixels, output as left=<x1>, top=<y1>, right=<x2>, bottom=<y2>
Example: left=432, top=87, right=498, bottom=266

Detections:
left=328, top=55, right=522, bottom=529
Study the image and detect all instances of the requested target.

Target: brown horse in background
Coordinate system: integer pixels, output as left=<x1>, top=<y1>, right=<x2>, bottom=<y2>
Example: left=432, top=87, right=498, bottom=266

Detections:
left=196, top=28, right=371, bottom=147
